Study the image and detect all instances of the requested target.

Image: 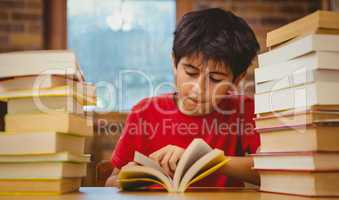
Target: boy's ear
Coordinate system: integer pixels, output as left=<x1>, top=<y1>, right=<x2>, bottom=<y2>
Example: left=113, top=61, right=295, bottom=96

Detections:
left=171, top=53, right=177, bottom=76
left=233, top=71, right=247, bottom=85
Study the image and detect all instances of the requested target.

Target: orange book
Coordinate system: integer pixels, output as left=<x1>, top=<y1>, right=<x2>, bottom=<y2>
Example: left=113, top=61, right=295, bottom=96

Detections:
left=257, top=169, right=339, bottom=197
left=257, top=124, right=339, bottom=153
left=255, top=110, right=339, bottom=129
left=252, top=151, right=339, bottom=171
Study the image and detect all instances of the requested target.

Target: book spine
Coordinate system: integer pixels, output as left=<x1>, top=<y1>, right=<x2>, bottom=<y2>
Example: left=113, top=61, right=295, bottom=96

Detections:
left=0, top=101, right=7, bottom=131
left=250, top=151, right=334, bottom=157
left=259, top=189, right=339, bottom=197
left=255, top=168, right=339, bottom=172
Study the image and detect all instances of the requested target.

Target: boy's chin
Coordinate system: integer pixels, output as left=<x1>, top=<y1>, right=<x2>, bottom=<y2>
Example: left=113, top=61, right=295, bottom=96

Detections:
left=180, top=105, right=214, bottom=116
left=176, top=98, right=214, bottom=116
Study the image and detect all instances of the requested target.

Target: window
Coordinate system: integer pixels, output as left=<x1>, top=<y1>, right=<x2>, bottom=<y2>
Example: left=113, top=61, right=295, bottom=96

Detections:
left=67, top=0, right=176, bottom=111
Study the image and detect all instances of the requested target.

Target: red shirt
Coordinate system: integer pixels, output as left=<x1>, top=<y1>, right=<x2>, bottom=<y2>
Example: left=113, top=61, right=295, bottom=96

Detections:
left=111, top=92, right=260, bottom=187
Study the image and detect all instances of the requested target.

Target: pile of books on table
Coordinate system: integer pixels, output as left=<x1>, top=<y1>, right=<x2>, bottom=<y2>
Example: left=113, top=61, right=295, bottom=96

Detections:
left=253, top=10, right=339, bottom=197
left=0, top=50, right=96, bottom=195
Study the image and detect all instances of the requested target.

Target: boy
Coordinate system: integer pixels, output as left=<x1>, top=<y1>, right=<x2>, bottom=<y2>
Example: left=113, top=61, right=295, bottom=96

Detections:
left=106, top=8, right=260, bottom=187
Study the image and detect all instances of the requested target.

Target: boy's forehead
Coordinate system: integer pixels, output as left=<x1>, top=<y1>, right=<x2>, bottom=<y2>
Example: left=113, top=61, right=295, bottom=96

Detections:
left=184, top=53, right=229, bottom=72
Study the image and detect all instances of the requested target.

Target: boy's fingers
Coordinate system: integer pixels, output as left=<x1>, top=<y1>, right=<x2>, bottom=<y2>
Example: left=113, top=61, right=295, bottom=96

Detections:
left=149, top=150, right=165, bottom=164
left=160, top=150, right=174, bottom=176
left=168, top=151, right=180, bottom=171
left=126, top=162, right=137, bottom=167
left=149, top=145, right=182, bottom=176
left=122, top=162, right=137, bottom=169
left=169, top=148, right=184, bottom=171
left=149, top=145, right=170, bottom=163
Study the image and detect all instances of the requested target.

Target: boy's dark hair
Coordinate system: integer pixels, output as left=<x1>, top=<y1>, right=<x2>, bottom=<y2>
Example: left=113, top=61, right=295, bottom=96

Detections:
left=173, top=8, right=260, bottom=79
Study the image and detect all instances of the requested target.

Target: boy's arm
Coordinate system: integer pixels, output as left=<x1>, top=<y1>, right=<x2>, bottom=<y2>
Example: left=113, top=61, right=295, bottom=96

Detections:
left=218, top=156, right=260, bottom=185
left=220, top=97, right=260, bottom=185
left=107, top=102, right=145, bottom=187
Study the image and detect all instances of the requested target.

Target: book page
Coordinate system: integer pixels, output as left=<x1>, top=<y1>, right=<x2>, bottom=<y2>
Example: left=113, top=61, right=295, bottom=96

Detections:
left=134, top=151, right=170, bottom=177
left=173, top=138, right=212, bottom=190
left=178, top=149, right=228, bottom=192
left=118, top=165, right=173, bottom=192
left=119, top=178, right=166, bottom=191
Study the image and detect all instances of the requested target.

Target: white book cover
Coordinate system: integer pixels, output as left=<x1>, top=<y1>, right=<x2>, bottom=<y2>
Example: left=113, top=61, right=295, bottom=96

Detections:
left=255, top=69, right=339, bottom=94
left=255, top=51, right=339, bottom=84
left=255, top=82, right=339, bottom=114
left=258, top=34, right=339, bottom=67
left=0, top=50, right=84, bottom=81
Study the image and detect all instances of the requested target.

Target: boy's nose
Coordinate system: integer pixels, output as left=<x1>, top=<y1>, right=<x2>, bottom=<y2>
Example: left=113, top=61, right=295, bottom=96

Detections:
left=191, top=75, right=207, bottom=101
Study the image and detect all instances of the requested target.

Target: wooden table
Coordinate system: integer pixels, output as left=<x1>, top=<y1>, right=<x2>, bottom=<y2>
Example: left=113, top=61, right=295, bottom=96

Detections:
left=0, top=187, right=338, bottom=200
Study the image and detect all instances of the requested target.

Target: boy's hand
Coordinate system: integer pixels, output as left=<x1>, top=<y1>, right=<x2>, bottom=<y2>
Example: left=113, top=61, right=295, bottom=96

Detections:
left=105, top=168, right=120, bottom=187
left=149, top=145, right=184, bottom=177
left=123, top=161, right=138, bottom=168
left=105, top=162, right=138, bottom=188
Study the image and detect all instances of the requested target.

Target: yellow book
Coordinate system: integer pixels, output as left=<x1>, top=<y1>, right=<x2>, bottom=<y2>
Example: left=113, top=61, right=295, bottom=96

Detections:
left=0, top=84, right=96, bottom=106
left=0, top=132, right=86, bottom=155
left=5, top=112, right=94, bottom=137
left=0, top=50, right=84, bottom=81
left=267, top=10, right=339, bottom=48
left=118, top=139, right=229, bottom=192
left=0, top=178, right=81, bottom=195
left=0, top=160, right=88, bottom=179
left=7, top=96, right=84, bottom=114
left=0, top=75, right=69, bottom=92
left=0, top=152, right=90, bottom=163
left=0, top=163, right=87, bottom=180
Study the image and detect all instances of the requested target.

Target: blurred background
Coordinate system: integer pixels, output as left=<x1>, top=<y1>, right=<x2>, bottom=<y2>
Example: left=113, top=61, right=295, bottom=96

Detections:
left=0, top=0, right=338, bottom=186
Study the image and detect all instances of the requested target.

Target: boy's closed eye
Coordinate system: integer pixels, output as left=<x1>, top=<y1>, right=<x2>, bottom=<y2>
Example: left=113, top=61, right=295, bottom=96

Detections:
left=183, top=64, right=199, bottom=76
left=208, top=72, right=228, bottom=83
left=182, top=63, right=228, bottom=82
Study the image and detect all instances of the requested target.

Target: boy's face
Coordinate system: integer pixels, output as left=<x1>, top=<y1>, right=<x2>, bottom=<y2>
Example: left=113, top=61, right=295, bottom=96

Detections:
left=173, top=53, right=242, bottom=116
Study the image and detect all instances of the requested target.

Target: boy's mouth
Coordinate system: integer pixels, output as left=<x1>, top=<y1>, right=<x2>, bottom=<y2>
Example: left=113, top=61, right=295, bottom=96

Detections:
left=188, top=97, right=207, bottom=105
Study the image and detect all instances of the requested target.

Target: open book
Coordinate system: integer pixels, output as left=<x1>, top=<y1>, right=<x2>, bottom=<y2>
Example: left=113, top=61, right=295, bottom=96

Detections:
left=118, top=139, right=229, bottom=192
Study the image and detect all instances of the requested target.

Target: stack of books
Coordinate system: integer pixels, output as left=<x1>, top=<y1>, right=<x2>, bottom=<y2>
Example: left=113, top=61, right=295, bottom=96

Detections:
left=253, top=11, right=339, bottom=197
left=0, top=50, right=96, bottom=195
